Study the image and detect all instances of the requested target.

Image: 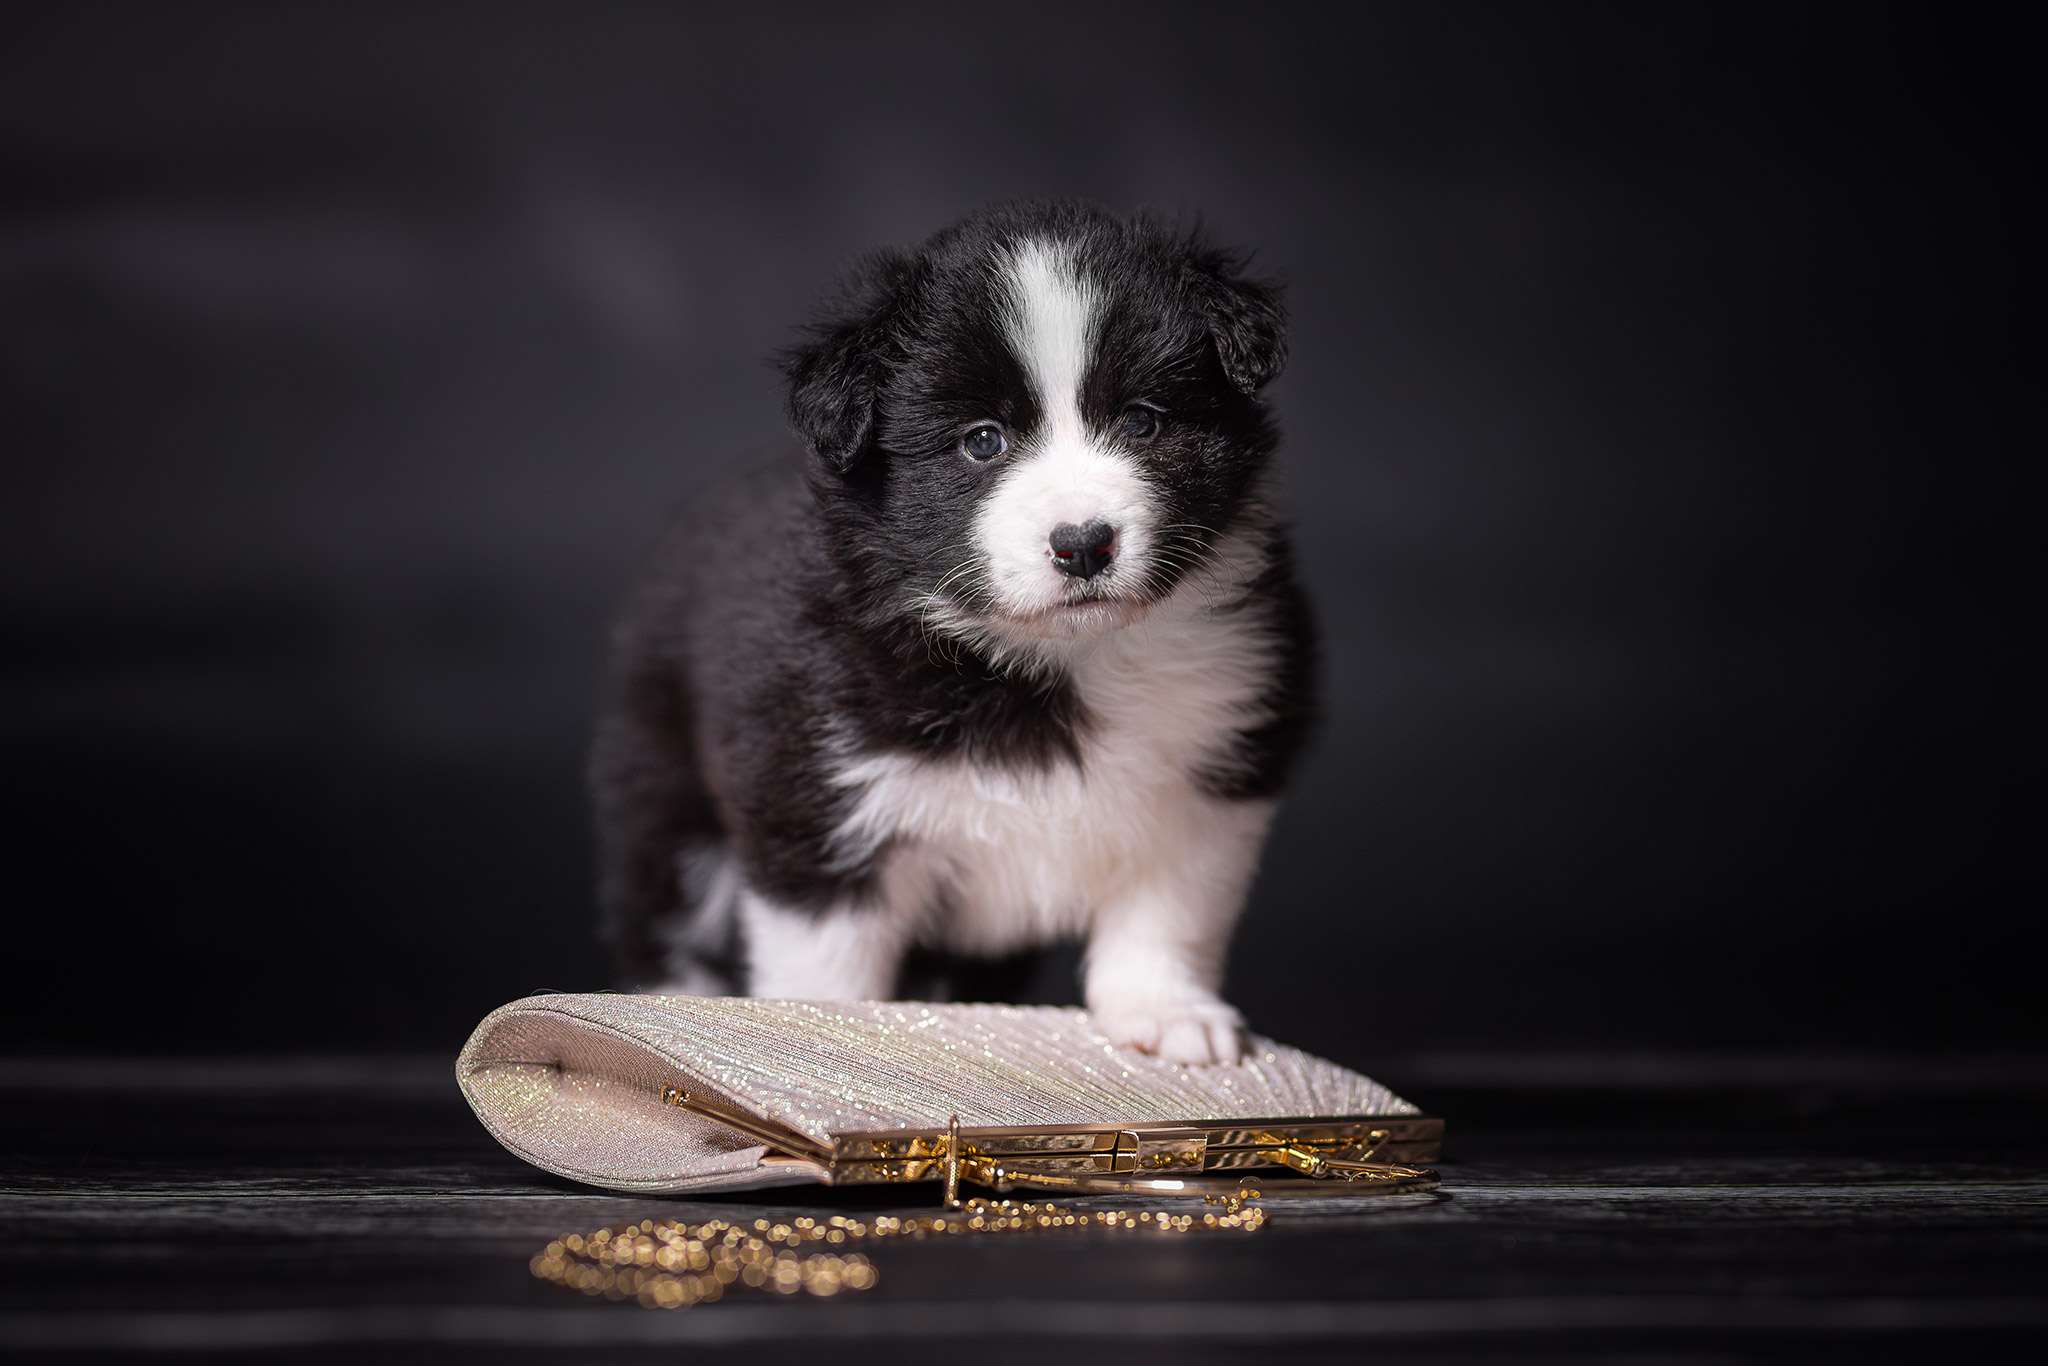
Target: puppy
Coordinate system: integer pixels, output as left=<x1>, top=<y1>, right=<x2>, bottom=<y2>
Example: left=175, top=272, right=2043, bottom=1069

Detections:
left=590, top=201, right=1315, bottom=1064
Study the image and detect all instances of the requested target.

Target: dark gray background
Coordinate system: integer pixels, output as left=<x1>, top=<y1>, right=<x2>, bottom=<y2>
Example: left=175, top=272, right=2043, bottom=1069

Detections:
left=3, top=3, right=2028, bottom=1064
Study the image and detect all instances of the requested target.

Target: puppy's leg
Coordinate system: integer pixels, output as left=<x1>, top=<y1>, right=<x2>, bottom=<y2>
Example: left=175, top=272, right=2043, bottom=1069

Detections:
left=740, top=887, right=912, bottom=1001
left=1084, top=798, right=1276, bottom=1065
left=591, top=662, right=716, bottom=987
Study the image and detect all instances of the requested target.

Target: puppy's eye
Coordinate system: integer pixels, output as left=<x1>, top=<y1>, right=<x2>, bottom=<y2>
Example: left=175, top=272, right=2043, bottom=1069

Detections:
left=1117, top=406, right=1160, bottom=442
left=961, top=424, right=1007, bottom=461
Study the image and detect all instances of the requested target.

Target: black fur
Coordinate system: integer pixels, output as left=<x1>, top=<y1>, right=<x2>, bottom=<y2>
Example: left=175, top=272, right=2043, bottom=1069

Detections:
left=591, top=200, right=1316, bottom=989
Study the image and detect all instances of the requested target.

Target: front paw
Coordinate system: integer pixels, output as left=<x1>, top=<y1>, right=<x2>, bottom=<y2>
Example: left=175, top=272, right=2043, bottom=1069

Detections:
left=1091, top=997, right=1247, bottom=1065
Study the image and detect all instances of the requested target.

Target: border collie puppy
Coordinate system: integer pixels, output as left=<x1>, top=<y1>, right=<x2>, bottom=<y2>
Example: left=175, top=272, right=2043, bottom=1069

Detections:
left=591, top=200, right=1314, bottom=1064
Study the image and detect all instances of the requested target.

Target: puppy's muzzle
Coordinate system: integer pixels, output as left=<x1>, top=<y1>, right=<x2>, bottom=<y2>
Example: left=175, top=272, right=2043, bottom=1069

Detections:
left=1049, top=521, right=1117, bottom=581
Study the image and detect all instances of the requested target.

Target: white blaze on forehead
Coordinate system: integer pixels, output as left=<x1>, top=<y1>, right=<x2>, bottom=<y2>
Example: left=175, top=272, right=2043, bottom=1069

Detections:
left=1001, top=239, right=1097, bottom=433
left=967, top=237, right=1158, bottom=630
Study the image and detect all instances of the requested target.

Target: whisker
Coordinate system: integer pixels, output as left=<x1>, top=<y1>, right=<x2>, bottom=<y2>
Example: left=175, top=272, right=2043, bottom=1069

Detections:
left=1144, top=530, right=1234, bottom=599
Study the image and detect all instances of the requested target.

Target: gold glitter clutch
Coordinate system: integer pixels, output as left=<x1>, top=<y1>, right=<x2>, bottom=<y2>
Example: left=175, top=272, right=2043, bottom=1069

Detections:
left=457, top=993, right=1442, bottom=1199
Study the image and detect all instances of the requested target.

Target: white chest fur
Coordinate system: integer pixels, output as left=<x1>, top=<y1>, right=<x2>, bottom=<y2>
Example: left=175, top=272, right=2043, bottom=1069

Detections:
left=827, top=587, right=1280, bottom=953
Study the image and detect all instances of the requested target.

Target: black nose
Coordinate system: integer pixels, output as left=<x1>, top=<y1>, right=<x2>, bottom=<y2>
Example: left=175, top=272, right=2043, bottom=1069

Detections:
left=1049, top=521, right=1117, bottom=580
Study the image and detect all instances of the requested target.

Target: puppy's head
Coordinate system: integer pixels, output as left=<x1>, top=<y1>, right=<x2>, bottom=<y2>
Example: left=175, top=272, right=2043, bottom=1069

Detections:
left=783, top=202, right=1285, bottom=650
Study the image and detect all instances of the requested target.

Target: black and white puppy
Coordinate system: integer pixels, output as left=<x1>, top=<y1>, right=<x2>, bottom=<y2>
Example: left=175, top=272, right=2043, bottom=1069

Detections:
left=591, top=201, right=1315, bottom=1064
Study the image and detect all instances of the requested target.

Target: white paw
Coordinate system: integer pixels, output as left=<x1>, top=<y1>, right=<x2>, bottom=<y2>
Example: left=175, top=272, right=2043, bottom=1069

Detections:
left=1091, top=998, right=1247, bottom=1066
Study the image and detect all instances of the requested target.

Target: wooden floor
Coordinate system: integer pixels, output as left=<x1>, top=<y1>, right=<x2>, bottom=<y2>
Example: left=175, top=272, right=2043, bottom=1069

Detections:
left=3, top=1052, right=2043, bottom=1362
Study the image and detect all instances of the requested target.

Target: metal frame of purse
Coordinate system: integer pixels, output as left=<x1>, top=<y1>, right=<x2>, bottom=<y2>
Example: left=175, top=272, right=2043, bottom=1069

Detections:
left=667, top=1087, right=1441, bottom=1198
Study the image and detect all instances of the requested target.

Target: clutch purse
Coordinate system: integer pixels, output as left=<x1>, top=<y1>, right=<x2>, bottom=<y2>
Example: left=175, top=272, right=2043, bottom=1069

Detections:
left=458, top=993, right=1443, bottom=1199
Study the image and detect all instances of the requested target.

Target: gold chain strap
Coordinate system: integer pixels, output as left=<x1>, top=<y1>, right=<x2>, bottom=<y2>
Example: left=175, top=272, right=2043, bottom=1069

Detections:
left=531, top=1194, right=1267, bottom=1311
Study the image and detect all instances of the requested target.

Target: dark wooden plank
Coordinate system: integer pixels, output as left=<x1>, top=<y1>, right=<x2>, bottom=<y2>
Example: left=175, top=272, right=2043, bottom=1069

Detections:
left=2, top=1054, right=2043, bottom=1360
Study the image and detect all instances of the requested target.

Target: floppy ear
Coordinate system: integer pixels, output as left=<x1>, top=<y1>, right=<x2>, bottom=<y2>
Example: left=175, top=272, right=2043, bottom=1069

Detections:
left=780, top=253, right=911, bottom=473
left=1190, top=249, right=1288, bottom=395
